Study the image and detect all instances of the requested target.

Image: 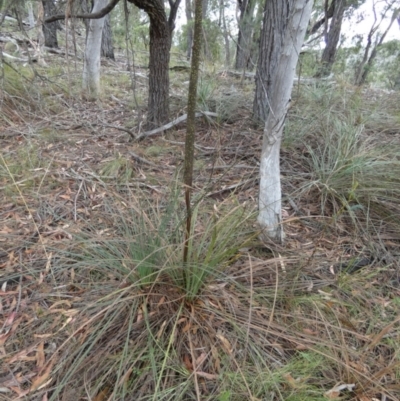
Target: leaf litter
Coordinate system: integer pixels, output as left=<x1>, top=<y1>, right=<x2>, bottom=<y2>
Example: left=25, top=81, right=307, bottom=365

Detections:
left=0, top=51, right=400, bottom=401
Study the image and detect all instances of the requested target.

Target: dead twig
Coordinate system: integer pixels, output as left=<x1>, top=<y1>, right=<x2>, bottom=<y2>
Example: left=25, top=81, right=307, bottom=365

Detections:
left=128, top=151, right=159, bottom=168
left=136, top=111, right=218, bottom=141
left=206, top=177, right=257, bottom=197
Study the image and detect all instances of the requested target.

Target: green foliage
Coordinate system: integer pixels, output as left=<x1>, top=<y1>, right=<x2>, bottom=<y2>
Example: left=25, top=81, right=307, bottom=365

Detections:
left=368, top=40, right=400, bottom=89
left=176, top=19, right=225, bottom=64
left=74, top=187, right=180, bottom=286
left=197, top=76, right=217, bottom=110
left=202, top=19, right=224, bottom=62
left=176, top=201, right=256, bottom=300
left=0, top=143, right=44, bottom=194
left=73, top=181, right=254, bottom=297
left=297, top=50, right=320, bottom=77
left=285, top=84, right=400, bottom=231
left=333, top=39, right=400, bottom=88
left=2, top=63, right=35, bottom=96
left=99, top=154, right=135, bottom=182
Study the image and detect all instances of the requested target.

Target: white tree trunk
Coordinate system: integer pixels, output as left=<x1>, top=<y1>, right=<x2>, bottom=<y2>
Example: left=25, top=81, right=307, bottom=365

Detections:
left=28, top=2, right=35, bottom=28
left=82, top=0, right=108, bottom=99
left=258, top=0, right=313, bottom=241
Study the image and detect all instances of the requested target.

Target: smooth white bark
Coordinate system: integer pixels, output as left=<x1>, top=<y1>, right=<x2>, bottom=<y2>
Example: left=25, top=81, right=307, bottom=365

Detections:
left=258, top=0, right=313, bottom=241
left=28, top=3, right=35, bottom=28
left=82, top=0, right=108, bottom=99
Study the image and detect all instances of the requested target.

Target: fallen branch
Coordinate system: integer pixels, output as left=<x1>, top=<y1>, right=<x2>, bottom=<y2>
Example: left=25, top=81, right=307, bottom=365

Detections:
left=44, top=46, right=81, bottom=59
left=206, top=177, right=257, bottom=198
left=128, top=151, right=159, bottom=168
left=221, top=70, right=255, bottom=80
left=96, top=123, right=137, bottom=140
left=2, top=52, right=37, bottom=63
left=136, top=111, right=218, bottom=141
left=0, top=14, right=29, bottom=25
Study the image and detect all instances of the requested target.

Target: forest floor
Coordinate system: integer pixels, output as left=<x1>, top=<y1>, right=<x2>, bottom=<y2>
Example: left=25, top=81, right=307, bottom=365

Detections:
left=1, top=48, right=400, bottom=401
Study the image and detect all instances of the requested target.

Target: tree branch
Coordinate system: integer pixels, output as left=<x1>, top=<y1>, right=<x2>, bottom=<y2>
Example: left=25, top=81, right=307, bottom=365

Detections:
left=136, top=111, right=218, bottom=140
left=45, top=0, right=120, bottom=23
left=168, top=0, right=182, bottom=31
left=307, top=0, right=335, bottom=35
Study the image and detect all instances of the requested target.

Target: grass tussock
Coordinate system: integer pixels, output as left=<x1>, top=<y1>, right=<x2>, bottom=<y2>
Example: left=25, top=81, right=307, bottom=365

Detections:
left=285, top=83, right=400, bottom=236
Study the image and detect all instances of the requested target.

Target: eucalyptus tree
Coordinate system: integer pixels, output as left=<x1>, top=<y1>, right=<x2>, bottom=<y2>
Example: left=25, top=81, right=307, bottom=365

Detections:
left=101, top=13, right=114, bottom=59
left=128, top=0, right=181, bottom=126
left=82, top=0, right=115, bottom=60
left=253, top=0, right=293, bottom=123
left=354, top=0, right=400, bottom=85
left=83, top=0, right=109, bottom=99
left=46, top=0, right=182, bottom=126
left=316, top=0, right=347, bottom=77
left=235, top=0, right=256, bottom=70
left=257, top=0, right=313, bottom=240
left=42, top=0, right=59, bottom=48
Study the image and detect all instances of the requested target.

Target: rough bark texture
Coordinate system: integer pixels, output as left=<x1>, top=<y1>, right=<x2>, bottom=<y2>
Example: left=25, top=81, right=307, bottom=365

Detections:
left=128, top=0, right=181, bottom=126
left=147, top=15, right=171, bottom=125
left=246, top=3, right=264, bottom=71
left=42, top=0, right=59, bottom=48
left=258, top=0, right=313, bottom=241
left=316, top=0, right=346, bottom=77
left=235, top=0, right=255, bottom=70
left=183, top=0, right=202, bottom=263
left=101, top=12, right=115, bottom=59
left=82, top=0, right=108, bottom=99
left=45, top=0, right=179, bottom=126
left=129, top=0, right=172, bottom=126
left=253, top=1, right=290, bottom=123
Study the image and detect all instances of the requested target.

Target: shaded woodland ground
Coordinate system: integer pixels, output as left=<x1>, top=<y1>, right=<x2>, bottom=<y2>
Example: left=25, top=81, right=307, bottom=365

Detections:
left=1, top=47, right=400, bottom=400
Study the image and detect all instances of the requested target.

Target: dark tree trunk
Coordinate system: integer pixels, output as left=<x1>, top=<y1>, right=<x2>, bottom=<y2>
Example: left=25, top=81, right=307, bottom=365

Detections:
left=246, top=2, right=263, bottom=71
left=316, top=0, right=346, bottom=77
left=147, top=17, right=171, bottom=125
left=101, top=12, right=115, bottom=60
left=186, top=0, right=193, bottom=60
left=253, top=1, right=291, bottom=123
left=235, top=0, right=256, bottom=70
left=42, top=0, right=59, bottom=48
left=128, top=0, right=176, bottom=126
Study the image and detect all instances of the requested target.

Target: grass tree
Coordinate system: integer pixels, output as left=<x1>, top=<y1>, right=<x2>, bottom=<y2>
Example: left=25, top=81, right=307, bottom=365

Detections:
left=183, top=0, right=203, bottom=263
left=258, top=0, right=313, bottom=241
